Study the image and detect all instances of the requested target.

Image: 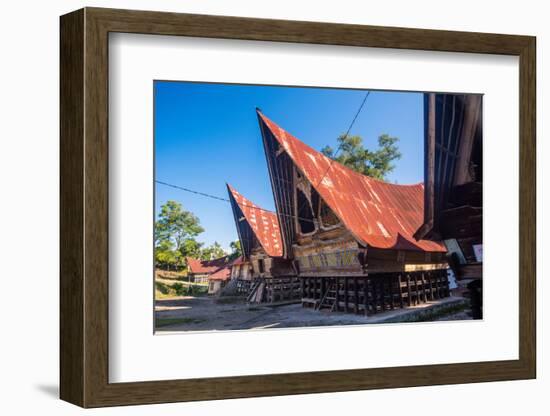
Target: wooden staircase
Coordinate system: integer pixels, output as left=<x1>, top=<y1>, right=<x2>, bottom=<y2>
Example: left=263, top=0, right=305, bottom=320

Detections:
left=316, top=281, right=337, bottom=311
left=246, top=279, right=264, bottom=303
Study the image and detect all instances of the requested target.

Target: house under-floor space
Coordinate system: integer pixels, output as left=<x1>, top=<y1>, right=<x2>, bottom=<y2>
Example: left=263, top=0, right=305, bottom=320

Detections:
left=301, top=270, right=449, bottom=315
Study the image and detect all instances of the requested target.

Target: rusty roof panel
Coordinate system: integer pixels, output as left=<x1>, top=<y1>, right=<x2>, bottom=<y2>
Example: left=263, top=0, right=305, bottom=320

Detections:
left=186, top=256, right=230, bottom=274
left=208, top=265, right=232, bottom=281
left=258, top=112, right=446, bottom=253
left=228, top=184, right=284, bottom=257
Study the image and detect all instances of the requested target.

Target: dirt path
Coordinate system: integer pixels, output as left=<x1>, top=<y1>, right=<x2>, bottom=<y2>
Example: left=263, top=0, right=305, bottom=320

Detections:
left=155, top=296, right=472, bottom=333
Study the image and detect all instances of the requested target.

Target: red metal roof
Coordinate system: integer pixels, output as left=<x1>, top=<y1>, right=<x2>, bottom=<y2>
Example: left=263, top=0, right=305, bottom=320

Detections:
left=227, top=184, right=283, bottom=257
left=186, top=256, right=230, bottom=274
left=208, top=265, right=232, bottom=281
left=231, top=255, right=246, bottom=265
left=258, top=112, right=446, bottom=253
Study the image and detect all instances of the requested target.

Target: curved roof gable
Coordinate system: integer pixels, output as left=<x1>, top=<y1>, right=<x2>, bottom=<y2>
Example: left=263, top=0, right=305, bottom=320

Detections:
left=258, top=111, right=446, bottom=253
left=227, top=184, right=283, bottom=257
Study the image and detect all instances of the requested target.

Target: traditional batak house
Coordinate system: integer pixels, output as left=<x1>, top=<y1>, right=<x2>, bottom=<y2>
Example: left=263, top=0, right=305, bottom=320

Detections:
left=414, top=93, right=483, bottom=318
left=256, top=109, right=450, bottom=314
left=226, top=184, right=300, bottom=303
left=186, top=256, right=230, bottom=284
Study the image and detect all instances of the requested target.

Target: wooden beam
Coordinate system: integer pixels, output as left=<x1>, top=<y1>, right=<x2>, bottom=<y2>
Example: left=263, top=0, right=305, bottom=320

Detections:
left=344, top=277, right=349, bottom=313
left=406, top=274, right=412, bottom=306
left=363, top=277, right=369, bottom=316
left=454, top=95, right=482, bottom=186
left=354, top=277, right=359, bottom=314
left=334, top=277, right=339, bottom=312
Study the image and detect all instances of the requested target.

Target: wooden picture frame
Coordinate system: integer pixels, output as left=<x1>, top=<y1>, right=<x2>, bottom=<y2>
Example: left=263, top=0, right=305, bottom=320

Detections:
left=60, top=7, right=536, bottom=408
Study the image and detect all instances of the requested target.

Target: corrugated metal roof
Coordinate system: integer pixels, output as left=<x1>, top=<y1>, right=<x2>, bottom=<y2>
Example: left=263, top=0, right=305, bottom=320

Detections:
left=186, top=256, right=230, bottom=274
left=231, top=255, right=246, bottom=265
left=208, top=265, right=232, bottom=281
left=227, top=184, right=283, bottom=257
left=258, top=111, right=446, bottom=253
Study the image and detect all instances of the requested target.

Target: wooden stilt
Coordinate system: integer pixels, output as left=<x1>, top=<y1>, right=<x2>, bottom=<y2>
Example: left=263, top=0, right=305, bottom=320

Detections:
left=353, top=277, right=359, bottom=313
left=378, top=279, right=385, bottom=312
left=363, top=277, right=369, bottom=316
left=334, top=277, right=339, bottom=312
left=370, top=279, right=378, bottom=313
left=389, top=277, right=395, bottom=310
left=413, top=273, right=420, bottom=305
left=344, top=277, right=349, bottom=313
left=421, top=272, right=428, bottom=303
left=406, top=274, right=412, bottom=306
left=398, top=273, right=404, bottom=308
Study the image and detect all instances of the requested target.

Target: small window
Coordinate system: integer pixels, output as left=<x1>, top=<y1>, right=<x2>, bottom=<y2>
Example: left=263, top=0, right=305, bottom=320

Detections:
left=319, top=199, right=340, bottom=227
left=258, top=259, right=265, bottom=274
left=296, top=189, right=315, bottom=234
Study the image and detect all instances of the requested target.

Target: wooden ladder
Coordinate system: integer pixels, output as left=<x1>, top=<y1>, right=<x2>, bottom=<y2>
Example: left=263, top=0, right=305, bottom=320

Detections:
left=316, top=281, right=337, bottom=311
left=246, top=280, right=262, bottom=303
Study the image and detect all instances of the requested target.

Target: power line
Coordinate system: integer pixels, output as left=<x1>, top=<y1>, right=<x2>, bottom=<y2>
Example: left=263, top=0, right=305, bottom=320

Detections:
left=156, top=180, right=229, bottom=203
left=315, top=91, right=371, bottom=188
left=157, top=92, right=371, bottom=224
left=155, top=180, right=315, bottom=223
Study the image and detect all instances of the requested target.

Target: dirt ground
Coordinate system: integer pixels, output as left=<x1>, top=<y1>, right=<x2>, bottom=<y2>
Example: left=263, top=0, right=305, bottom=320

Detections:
left=155, top=295, right=472, bottom=333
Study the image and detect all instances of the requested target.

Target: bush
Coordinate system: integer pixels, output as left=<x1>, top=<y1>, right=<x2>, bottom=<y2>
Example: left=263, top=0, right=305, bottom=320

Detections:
left=192, top=285, right=208, bottom=296
left=172, top=282, right=187, bottom=296
left=155, top=281, right=170, bottom=295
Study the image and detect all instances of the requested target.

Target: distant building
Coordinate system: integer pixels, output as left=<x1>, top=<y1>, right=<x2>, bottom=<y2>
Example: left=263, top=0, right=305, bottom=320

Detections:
left=186, top=256, right=230, bottom=284
left=256, top=110, right=450, bottom=314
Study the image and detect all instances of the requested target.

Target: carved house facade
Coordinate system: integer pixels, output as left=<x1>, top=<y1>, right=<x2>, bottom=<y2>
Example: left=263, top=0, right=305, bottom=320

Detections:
left=257, top=110, right=450, bottom=314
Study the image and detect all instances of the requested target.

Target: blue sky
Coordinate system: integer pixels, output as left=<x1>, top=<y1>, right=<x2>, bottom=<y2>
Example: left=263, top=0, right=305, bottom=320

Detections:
left=154, top=81, right=424, bottom=251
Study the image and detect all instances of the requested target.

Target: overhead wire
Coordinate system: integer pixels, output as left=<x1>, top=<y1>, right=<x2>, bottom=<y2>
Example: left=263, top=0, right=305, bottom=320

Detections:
left=314, top=91, right=371, bottom=188
left=156, top=91, right=371, bottom=225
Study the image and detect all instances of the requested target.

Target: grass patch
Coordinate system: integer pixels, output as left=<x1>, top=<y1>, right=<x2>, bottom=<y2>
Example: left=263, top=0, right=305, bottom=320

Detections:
left=155, top=317, right=206, bottom=328
left=155, top=280, right=208, bottom=298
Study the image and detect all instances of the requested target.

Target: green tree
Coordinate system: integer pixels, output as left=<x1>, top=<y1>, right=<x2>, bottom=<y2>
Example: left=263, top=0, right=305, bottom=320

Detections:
left=155, top=200, right=204, bottom=269
left=321, top=133, right=401, bottom=180
left=154, top=240, right=182, bottom=270
left=200, top=241, right=227, bottom=260
left=229, top=240, right=242, bottom=260
left=180, top=239, right=203, bottom=262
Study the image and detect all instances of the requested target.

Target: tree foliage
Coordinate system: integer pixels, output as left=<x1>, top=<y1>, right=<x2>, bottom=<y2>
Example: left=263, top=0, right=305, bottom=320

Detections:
left=321, top=133, right=401, bottom=180
left=200, top=241, right=227, bottom=261
left=154, top=200, right=204, bottom=269
left=155, top=200, right=204, bottom=250
left=229, top=240, right=242, bottom=260
left=155, top=239, right=181, bottom=269
left=180, top=239, right=203, bottom=260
